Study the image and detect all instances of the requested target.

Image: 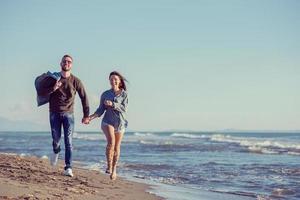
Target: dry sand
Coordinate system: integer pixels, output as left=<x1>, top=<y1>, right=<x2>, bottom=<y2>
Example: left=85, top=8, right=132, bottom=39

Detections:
left=0, top=154, right=163, bottom=200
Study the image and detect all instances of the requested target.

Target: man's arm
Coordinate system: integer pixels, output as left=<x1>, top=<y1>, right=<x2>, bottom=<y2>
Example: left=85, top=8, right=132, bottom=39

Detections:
left=76, top=79, right=90, bottom=118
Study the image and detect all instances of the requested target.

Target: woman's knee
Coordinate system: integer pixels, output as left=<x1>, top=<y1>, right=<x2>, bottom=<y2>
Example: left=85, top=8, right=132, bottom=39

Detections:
left=114, top=145, right=121, bottom=153
left=107, top=141, right=115, bottom=149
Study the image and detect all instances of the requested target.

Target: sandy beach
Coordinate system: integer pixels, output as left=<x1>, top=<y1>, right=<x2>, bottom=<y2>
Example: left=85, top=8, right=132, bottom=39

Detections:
left=0, top=153, right=162, bottom=200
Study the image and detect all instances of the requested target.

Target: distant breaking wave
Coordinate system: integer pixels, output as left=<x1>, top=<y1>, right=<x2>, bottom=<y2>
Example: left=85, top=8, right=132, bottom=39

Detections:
left=73, top=132, right=104, bottom=141
left=133, top=132, right=155, bottom=137
left=210, top=134, right=300, bottom=155
left=139, top=140, right=174, bottom=145
left=170, top=133, right=209, bottom=139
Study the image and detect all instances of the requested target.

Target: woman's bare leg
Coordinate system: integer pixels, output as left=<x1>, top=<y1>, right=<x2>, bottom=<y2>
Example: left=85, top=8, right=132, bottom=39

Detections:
left=110, top=131, right=124, bottom=180
left=101, top=125, right=115, bottom=174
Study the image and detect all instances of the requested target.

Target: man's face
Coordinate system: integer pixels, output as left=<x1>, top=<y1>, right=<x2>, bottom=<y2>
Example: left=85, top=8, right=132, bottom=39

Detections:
left=60, top=56, right=73, bottom=72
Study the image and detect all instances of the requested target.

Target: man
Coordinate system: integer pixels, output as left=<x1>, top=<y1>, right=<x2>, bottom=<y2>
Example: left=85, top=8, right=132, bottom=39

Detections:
left=39, top=55, right=90, bottom=177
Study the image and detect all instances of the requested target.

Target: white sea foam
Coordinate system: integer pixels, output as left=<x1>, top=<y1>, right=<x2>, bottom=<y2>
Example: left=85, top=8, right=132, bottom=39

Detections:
left=130, top=176, right=255, bottom=200
left=76, top=160, right=108, bottom=172
left=271, top=188, right=295, bottom=196
left=20, top=153, right=28, bottom=157
left=0, top=152, right=17, bottom=156
left=247, top=146, right=278, bottom=154
left=73, top=132, right=103, bottom=141
left=85, top=163, right=102, bottom=171
left=40, top=155, right=48, bottom=159
left=170, top=133, right=208, bottom=139
left=164, top=141, right=174, bottom=145
left=139, top=140, right=174, bottom=145
left=210, top=134, right=300, bottom=154
left=260, top=149, right=278, bottom=154
left=133, top=132, right=155, bottom=137
left=146, top=176, right=183, bottom=185
left=287, top=151, right=300, bottom=156
left=139, top=140, right=156, bottom=145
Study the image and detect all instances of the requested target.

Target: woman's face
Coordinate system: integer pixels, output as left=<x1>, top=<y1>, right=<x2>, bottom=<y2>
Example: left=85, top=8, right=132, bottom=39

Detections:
left=110, top=75, right=121, bottom=89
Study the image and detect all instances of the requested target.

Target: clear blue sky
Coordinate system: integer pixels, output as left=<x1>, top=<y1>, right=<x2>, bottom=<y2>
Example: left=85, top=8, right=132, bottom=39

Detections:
left=0, top=0, right=299, bottom=131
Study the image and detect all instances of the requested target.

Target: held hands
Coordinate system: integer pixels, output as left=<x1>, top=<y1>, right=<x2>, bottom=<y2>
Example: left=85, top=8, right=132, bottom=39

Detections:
left=82, top=117, right=90, bottom=125
left=82, top=101, right=112, bottom=125
left=82, top=114, right=98, bottom=125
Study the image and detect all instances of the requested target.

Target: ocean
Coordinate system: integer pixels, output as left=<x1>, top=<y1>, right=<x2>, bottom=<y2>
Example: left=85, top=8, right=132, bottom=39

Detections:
left=0, top=131, right=299, bottom=200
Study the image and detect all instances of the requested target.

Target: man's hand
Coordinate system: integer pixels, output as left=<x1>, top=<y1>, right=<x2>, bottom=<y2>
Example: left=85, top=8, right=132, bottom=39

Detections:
left=53, top=81, right=62, bottom=91
left=82, top=117, right=90, bottom=124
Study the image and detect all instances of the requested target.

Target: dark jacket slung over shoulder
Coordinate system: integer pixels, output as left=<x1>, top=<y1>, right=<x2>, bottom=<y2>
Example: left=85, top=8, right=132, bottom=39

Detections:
left=39, top=74, right=89, bottom=117
left=35, top=71, right=61, bottom=106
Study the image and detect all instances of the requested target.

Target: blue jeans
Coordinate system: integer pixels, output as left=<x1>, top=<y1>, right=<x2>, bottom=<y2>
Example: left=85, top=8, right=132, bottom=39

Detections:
left=50, top=112, right=74, bottom=170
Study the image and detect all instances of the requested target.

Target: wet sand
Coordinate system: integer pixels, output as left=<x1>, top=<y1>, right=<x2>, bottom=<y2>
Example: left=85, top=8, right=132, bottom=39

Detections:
left=0, top=153, right=162, bottom=200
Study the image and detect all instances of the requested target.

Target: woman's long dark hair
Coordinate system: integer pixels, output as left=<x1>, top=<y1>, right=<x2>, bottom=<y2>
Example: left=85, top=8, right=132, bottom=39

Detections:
left=109, top=71, right=128, bottom=91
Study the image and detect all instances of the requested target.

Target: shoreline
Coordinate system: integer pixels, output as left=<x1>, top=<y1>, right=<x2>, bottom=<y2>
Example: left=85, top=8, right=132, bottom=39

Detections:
left=0, top=153, right=163, bottom=200
left=0, top=132, right=298, bottom=200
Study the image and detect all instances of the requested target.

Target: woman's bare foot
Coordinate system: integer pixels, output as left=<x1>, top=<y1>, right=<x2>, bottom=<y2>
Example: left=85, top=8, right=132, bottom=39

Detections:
left=110, top=168, right=117, bottom=180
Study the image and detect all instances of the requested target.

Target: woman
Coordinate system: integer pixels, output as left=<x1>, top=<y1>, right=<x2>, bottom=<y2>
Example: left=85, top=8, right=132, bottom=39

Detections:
left=89, top=71, right=128, bottom=180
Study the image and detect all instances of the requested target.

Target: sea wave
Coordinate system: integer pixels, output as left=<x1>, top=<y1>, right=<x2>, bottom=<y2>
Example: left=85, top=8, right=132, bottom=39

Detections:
left=133, top=132, right=155, bottom=137
left=84, top=163, right=101, bottom=171
left=125, top=163, right=173, bottom=171
left=210, top=134, right=300, bottom=155
left=20, top=153, right=29, bottom=157
left=73, top=132, right=103, bottom=141
left=132, top=174, right=185, bottom=185
left=170, top=133, right=208, bottom=139
left=139, top=140, right=174, bottom=145
left=40, top=155, right=48, bottom=159
left=271, top=188, right=296, bottom=196
left=287, top=152, right=300, bottom=156
left=247, top=146, right=279, bottom=154
left=211, top=189, right=257, bottom=199
left=0, top=152, right=18, bottom=156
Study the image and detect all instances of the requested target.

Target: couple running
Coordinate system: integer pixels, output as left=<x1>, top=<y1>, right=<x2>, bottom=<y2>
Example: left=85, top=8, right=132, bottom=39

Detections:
left=39, top=54, right=128, bottom=180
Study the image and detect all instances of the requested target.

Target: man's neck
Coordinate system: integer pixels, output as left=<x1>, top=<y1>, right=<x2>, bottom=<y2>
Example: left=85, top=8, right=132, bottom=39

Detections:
left=61, top=71, right=71, bottom=78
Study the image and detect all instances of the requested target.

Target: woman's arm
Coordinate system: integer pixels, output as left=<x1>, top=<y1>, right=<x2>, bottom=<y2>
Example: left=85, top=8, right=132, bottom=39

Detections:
left=88, top=113, right=99, bottom=121
left=112, top=93, right=128, bottom=113
left=90, top=93, right=106, bottom=121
